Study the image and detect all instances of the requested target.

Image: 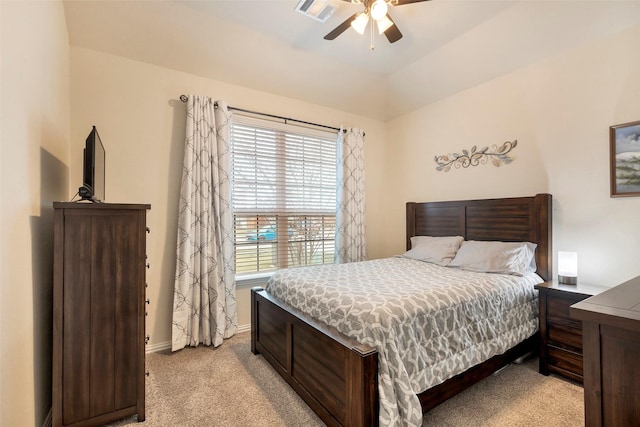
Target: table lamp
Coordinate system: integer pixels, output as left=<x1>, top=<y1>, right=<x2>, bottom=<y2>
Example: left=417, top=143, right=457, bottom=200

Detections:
left=558, top=251, right=578, bottom=284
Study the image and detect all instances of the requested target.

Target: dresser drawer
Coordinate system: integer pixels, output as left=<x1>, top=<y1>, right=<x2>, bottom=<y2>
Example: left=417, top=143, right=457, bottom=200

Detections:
left=548, top=346, right=583, bottom=379
left=548, top=323, right=583, bottom=353
left=547, top=294, right=582, bottom=329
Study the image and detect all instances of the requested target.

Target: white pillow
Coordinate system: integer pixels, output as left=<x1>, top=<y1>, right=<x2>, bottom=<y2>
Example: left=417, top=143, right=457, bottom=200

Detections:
left=402, top=235, right=464, bottom=266
left=449, top=240, right=537, bottom=276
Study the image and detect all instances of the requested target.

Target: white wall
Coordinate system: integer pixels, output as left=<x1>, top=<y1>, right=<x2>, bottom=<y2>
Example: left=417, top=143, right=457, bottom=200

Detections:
left=383, top=24, right=640, bottom=287
left=0, top=2, right=70, bottom=426
left=69, top=47, right=387, bottom=348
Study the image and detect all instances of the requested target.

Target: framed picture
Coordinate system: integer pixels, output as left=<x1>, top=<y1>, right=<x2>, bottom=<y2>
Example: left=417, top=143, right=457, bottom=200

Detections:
left=610, top=120, right=640, bottom=197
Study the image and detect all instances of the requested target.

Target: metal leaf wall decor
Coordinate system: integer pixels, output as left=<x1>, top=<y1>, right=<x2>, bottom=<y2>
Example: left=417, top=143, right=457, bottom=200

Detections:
left=435, top=140, right=518, bottom=172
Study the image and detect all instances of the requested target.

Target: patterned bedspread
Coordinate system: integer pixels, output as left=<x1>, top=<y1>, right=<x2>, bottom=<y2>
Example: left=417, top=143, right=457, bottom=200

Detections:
left=265, top=257, right=542, bottom=427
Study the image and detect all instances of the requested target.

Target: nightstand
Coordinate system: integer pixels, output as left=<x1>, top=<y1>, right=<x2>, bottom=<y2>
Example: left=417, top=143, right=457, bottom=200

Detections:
left=534, top=281, right=608, bottom=383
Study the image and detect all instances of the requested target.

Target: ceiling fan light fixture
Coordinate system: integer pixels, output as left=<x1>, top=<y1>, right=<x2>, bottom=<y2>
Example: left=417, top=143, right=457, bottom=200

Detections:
left=370, top=0, right=388, bottom=21
left=351, top=12, right=370, bottom=35
left=376, top=15, right=393, bottom=33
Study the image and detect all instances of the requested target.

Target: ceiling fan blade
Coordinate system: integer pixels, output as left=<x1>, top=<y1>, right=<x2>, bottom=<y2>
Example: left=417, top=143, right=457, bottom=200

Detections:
left=324, top=13, right=358, bottom=40
left=389, top=0, right=431, bottom=5
left=383, top=14, right=403, bottom=43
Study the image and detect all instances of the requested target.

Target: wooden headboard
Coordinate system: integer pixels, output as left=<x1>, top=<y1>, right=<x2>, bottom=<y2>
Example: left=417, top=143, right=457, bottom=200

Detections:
left=406, top=193, right=552, bottom=281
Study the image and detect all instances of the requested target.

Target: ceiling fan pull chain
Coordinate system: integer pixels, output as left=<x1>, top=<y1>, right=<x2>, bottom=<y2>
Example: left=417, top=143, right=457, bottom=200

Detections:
left=370, top=18, right=375, bottom=51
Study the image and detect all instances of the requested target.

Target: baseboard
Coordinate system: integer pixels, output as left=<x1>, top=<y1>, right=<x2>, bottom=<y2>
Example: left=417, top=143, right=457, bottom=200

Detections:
left=146, top=340, right=172, bottom=353
left=236, top=323, right=251, bottom=334
left=42, top=407, right=52, bottom=427
left=146, top=323, right=251, bottom=353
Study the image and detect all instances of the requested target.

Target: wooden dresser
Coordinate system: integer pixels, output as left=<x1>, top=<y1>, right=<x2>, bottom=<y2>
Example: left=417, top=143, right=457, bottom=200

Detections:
left=571, top=275, right=640, bottom=427
left=535, top=281, right=607, bottom=383
left=53, top=202, right=150, bottom=427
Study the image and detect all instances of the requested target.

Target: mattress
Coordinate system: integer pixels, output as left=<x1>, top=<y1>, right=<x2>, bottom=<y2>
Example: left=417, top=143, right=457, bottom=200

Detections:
left=265, top=257, right=542, bottom=427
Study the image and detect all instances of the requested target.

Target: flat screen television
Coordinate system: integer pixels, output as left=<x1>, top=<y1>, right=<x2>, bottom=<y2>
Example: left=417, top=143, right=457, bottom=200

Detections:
left=78, top=126, right=105, bottom=202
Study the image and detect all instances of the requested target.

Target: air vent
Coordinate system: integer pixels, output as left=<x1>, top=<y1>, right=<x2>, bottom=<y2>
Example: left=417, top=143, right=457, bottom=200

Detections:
left=295, top=0, right=336, bottom=23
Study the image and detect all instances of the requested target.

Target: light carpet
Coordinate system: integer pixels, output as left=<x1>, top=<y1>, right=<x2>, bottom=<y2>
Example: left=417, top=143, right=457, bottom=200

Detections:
left=108, top=332, right=583, bottom=426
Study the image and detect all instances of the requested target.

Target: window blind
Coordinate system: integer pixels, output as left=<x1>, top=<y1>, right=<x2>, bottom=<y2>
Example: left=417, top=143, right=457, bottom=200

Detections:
left=230, top=115, right=338, bottom=276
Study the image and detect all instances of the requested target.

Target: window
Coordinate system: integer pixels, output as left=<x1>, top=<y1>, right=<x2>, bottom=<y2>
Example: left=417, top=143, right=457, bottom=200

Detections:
left=230, top=115, right=338, bottom=277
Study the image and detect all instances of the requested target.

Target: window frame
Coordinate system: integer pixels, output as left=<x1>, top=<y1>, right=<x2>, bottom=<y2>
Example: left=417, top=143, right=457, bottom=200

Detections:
left=229, top=114, right=339, bottom=281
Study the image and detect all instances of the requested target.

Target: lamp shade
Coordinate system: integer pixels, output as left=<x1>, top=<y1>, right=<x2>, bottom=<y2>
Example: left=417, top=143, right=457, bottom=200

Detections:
left=558, top=251, right=578, bottom=284
left=376, top=15, right=393, bottom=34
left=351, top=12, right=370, bottom=34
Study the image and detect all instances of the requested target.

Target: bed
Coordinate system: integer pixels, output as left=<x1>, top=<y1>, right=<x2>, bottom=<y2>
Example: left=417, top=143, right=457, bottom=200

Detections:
left=251, top=194, right=552, bottom=426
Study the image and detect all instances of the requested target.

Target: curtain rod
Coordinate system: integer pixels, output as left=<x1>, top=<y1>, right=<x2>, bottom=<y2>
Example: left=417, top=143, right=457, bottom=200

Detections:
left=179, top=94, right=346, bottom=134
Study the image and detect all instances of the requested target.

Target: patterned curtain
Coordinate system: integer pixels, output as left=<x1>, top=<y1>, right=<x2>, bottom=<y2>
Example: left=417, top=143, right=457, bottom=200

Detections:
left=335, top=127, right=367, bottom=263
left=172, top=95, right=237, bottom=351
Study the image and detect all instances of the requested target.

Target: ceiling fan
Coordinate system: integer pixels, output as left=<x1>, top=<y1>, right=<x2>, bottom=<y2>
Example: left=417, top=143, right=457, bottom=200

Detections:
left=324, top=0, right=430, bottom=46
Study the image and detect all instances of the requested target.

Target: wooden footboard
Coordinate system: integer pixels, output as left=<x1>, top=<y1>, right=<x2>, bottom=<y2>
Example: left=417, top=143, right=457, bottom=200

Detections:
left=251, top=287, right=378, bottom=427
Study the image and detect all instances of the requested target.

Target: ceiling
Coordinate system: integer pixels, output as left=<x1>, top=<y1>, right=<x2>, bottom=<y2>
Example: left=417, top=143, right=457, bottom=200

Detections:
left=63, top=0, right=640, bottom=121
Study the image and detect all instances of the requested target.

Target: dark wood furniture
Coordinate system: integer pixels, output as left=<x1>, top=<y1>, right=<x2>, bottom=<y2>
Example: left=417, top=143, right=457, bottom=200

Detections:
left=53, top=202, right=150, bottom=427
left=570, top=275, right=640, bottom=426
left=535, top=281, right=607, bottom=383
left=251, top=193, right=552, bottom=427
